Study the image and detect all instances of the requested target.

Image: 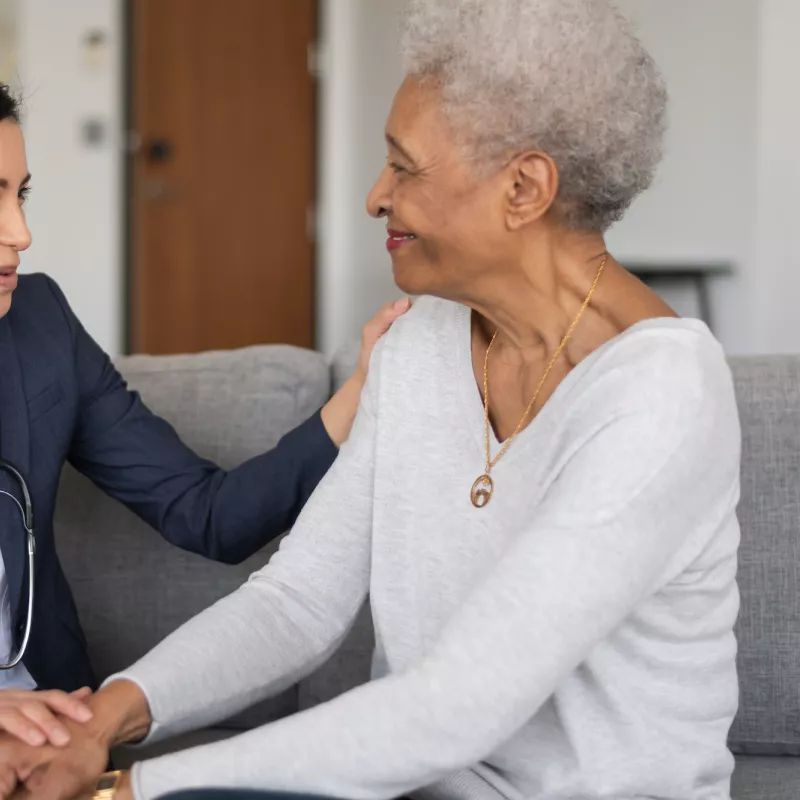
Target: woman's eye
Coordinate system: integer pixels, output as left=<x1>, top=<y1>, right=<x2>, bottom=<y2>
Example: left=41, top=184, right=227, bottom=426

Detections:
left=18, top=186, right=31, bottom=204
left=388, top=161, right=407, bottom=175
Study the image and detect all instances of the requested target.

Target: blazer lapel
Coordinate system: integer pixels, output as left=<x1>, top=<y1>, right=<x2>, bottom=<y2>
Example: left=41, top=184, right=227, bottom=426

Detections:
left=0, top=315, right=31, bottom=624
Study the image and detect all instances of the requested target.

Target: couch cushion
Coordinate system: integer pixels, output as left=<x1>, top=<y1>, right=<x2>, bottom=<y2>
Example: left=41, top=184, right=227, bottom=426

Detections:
left=56, top=345, right=330, bottom=728
left=728, top=357, right=800, bottom=754
left=732, top=755, right=800, bottom=800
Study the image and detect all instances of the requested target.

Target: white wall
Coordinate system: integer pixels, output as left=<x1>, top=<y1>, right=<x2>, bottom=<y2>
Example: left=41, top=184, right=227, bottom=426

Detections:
left=11, top=1, right=800, bottom=358
left=752, top=0, right=800, bottom=354
left=317, top=0, right=768, bottom=356
left=17, top=0, right=123, bottom=354
left=317, top=0, right=405, bottom=356
left=609, top=0, right=759, bottom=355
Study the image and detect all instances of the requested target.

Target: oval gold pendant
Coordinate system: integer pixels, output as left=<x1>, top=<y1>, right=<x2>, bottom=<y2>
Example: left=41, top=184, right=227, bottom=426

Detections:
left=470, top=474, right=494, bottom=509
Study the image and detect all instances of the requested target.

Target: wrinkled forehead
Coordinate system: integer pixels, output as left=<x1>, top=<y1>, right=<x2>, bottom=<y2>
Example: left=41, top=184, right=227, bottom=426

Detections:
left=389, top=75, right=441, bottom=117
left=385, top=76, right=453, bottom=152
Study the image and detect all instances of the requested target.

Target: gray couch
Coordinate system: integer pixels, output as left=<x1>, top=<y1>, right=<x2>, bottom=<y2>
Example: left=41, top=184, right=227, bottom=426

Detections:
left=54, top=344, right=800, bottom=799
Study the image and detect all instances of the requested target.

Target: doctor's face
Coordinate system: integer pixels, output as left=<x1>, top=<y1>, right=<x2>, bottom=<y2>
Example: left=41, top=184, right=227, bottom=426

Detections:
left=0, top=120, right=32, bottom=319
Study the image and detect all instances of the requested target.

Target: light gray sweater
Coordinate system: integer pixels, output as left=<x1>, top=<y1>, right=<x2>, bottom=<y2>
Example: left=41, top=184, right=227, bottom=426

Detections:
left=115, top=297, right=741, bottom=800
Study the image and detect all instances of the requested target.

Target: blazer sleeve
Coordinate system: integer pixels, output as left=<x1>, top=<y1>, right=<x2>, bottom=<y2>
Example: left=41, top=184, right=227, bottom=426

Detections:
left=47, top=277, right=338, bottom=564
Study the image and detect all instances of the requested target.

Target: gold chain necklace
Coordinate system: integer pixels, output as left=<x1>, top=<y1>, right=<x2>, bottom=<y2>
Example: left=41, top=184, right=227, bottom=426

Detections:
left=470, top=254, right=608, bottom=508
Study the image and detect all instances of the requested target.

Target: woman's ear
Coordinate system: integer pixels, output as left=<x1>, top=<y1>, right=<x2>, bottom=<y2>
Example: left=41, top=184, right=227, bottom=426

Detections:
left=505, top=151, right=559, bottom=230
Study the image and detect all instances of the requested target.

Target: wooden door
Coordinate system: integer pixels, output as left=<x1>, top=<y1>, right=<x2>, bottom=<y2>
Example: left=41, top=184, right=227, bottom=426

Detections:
left=128, top=0, right=317, bottom=354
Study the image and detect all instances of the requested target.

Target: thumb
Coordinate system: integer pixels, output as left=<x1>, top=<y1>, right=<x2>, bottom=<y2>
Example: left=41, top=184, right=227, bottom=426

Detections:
left=390, top=296, right=411, bottom=316
left=374, top=297, right=411, bottom=335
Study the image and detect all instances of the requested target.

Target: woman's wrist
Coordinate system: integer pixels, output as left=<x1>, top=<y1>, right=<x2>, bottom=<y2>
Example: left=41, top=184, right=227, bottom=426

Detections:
left=86, top=680, right=153, bottom=749
left=116, top=769, right=134, bottom=800
left=320, top=372, right=365, bottom=447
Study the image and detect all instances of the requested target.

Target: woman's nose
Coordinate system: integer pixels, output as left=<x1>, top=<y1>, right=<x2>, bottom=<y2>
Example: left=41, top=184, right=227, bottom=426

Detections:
left=366, top=166, right=392, bottom=219
left=0, top=204, right=32, bottom=252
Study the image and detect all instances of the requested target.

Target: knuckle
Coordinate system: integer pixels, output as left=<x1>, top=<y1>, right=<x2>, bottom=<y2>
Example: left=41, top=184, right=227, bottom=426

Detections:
left=1, top=709, right=23, bottom=725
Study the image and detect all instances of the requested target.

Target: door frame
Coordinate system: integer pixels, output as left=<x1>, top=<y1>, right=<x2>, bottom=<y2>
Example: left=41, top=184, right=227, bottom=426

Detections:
left=122, top=0, right=134, bottom=354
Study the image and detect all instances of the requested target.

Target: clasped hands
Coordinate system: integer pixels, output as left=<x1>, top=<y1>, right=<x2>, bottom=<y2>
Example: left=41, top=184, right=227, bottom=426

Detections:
left=0, top=689, right=126, bottom=800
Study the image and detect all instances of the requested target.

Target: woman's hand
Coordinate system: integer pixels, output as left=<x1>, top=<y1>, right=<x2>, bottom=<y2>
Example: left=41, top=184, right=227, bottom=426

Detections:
left=18, top=722, right=108, bottom=799
left=321, top=298, right=410, bottom=446
left=0, top=688, right=93, bottom=747
left=0, top=719, right=109, bottom=800
left=4, top=769, right=132, bottom=800
left=0, top=680, right=150, bottom=800
left=0, top=734, right=60, bottom=799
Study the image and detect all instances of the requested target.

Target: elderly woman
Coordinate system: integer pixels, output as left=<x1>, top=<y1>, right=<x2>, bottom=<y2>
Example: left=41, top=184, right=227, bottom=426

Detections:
left=1, top=1, right=741, bottom=799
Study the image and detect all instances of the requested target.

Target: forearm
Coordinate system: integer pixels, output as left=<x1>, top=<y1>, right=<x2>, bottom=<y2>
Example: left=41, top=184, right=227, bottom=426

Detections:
left=131, top=671, right=453, bottom=800
left=68, top=331, right=340, bottom=564
left=131, top=658, right=502, bottom=800
left=320, top=372, right=364, bottom=446
left=104, top=413, right=375, bottom=745
left=102, top=586, right=358, bottom=747
left=201, top=409, right=339, bottom=562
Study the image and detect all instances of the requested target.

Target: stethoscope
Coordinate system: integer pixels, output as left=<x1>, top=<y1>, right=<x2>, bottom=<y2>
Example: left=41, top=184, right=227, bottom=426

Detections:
left=0, top=458, right=36, bottom=670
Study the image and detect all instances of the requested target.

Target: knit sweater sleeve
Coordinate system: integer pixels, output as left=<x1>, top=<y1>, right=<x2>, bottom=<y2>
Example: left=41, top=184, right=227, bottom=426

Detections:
left=128, top=345, right=739, bottom=800
left=106, top=340, right=384, bottom=750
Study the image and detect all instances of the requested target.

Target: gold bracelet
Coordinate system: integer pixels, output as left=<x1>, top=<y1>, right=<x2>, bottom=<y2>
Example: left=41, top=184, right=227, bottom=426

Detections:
left=93, top=771, right=122, bottom=799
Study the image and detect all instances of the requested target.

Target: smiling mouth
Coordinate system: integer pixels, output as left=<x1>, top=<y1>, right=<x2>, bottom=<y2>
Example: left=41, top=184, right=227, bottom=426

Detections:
left=386, top=230, right=418, bottom=251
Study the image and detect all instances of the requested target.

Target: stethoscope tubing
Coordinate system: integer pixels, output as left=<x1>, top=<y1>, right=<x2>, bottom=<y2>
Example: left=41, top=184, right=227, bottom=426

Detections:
left=0, top=458, right=36, bottom=670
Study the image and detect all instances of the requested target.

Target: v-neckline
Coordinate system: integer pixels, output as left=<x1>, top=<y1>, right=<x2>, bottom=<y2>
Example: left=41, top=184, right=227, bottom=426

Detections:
left=452, top=302, right=709, bottom=470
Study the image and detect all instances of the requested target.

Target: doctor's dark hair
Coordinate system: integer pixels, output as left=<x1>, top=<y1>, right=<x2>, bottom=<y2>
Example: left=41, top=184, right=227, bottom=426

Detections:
left=0, top=84, right=21, bottom=124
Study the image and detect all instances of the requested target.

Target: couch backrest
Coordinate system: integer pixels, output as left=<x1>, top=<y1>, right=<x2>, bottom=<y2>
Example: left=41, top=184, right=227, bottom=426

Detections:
left=728, top=356, right=800, bottom=754
left=56, top=345, right=331, bottom=726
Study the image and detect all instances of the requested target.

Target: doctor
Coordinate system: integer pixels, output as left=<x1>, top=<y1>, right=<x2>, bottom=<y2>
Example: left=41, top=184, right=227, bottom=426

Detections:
left=0, top=84, right=406, bottom=748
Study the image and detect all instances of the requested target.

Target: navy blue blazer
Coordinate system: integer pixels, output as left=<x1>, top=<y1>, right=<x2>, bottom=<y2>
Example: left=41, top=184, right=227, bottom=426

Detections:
left=0, top=274, right=338, bottom=693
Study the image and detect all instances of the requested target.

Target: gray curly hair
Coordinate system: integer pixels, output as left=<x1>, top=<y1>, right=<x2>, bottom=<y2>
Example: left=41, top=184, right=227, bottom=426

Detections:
left=401, top=0, right=668, bottom=231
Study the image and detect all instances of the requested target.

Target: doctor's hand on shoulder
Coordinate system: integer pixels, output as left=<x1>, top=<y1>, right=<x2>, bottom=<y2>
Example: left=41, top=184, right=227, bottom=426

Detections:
left=0, top=688, right=93, bottom=748
left=320, top=297, right=410, bottom=446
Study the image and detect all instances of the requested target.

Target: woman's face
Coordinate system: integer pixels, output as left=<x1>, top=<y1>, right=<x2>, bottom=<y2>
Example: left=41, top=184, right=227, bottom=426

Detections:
left=0, top=119, right=32, bottom=319
left=367, top=77, right=514, bottom=299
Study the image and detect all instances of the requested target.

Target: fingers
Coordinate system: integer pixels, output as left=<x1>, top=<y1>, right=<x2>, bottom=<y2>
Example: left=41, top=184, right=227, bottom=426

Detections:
left=5, top=784, right=29, bottom=800
left=38, top=690, right=93, bottom=724
left=25, top=757, right=103, bottom=800
left=0, top=764, right=16, bottom=799
left=363, top=298, right=411, bottom=342
left=0, top=707, right=48, bottom=747
left=17, top=704, right=71, bottom=748
left=358, top=298, right=410, bottom=375
left=0, top=691, right=92, bottom=747
left=0, top=740, right=50, bottom=800
left=69, top=688, right=93, bottom=702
